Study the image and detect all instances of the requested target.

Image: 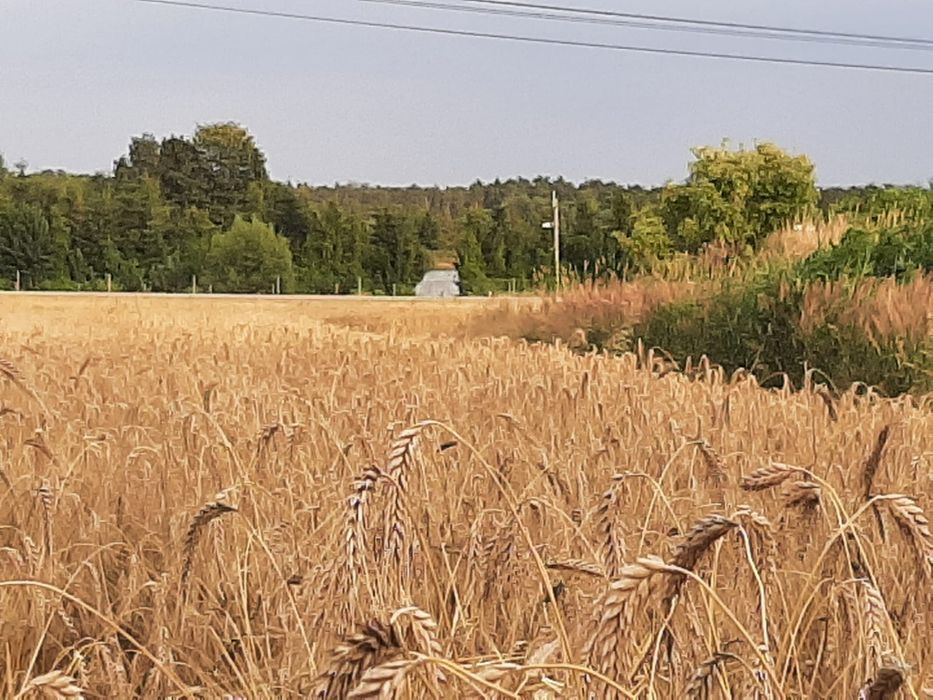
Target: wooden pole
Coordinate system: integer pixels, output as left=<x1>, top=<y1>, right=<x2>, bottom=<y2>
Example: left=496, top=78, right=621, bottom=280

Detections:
left=552, top=190, right=561, bottom=293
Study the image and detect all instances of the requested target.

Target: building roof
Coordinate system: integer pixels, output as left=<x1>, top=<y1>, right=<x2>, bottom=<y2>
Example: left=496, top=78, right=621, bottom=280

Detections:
left=415, top=269, right=460, bottom=297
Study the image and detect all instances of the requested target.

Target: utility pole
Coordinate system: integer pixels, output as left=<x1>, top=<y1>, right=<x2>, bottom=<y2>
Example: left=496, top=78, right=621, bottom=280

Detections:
left=541, top=190, right=561, bottom=292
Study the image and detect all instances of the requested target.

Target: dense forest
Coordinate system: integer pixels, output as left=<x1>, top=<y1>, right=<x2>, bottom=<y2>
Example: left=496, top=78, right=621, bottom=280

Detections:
left=1, top=123, right=931, bottom=293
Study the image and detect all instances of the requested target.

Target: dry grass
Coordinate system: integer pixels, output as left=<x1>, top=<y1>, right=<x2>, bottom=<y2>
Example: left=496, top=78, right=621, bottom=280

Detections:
left=0, top=293, right=930, bottom=698
left=799, top=273, right=933, bottom=345
left=760, top=216, right=850, bottom=261
left=472, top=277, right=698, bottom=347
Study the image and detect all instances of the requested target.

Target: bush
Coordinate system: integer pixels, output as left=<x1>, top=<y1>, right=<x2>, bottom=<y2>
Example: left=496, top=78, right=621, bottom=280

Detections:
left=204, top=216, right=294, bottom=293
left=632, top=268, right=932, bottom=395
left=799, top=223, right=933, bottom=281
left=634, top=268, right=806, bottom=379
left=830, top=186, right=933, bottom=226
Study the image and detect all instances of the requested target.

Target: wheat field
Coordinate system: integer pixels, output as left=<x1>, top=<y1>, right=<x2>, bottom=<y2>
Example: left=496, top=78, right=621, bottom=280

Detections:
left=0, top=294, right=930, bottom=699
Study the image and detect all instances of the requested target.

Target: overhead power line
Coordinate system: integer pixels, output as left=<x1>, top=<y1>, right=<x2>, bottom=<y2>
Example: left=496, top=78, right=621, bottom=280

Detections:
left=455, top=0, right=933, bottom=49
left=352, top=0, right=933, bottom=52
left=131, top=0, right=933, bottom=75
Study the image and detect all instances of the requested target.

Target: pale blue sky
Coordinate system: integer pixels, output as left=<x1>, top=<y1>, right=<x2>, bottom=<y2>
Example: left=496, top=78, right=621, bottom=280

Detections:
left=2, top=0, right=932, bottom=186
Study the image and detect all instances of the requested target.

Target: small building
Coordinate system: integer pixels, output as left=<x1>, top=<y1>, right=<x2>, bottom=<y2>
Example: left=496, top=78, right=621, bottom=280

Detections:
left=415, top=269, right=461, bottom=297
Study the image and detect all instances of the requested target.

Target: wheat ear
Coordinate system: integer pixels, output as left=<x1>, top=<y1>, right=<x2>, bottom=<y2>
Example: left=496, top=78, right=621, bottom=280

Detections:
left=597, top=475, right=628, bottom=578
left=741, top=462, right=798, bottom=492
left=783, top=480, right=822, bottom=511
left=180, top=492, right=237, bottom=588
left=685, top=651, right=741, bottom=699
left=382, top=424, right=426, bottom=573
left=884, top=494, right=933, bottom=575
left=666, top=515, right=738, bottom=602
left=21, top=670, right=85, bottom=698
left=861, top=425, right=891, bottom=500
left=585, top=556, right=672, bottom=691
left=347, top=658, right=427, bottom=699
left=860, top=663, right=905, bottom=700
left=546, top=558, right=606, bottom=578
left=313, top=619, right=402, bottom=699
left=346, top=464, right=382, bottom=589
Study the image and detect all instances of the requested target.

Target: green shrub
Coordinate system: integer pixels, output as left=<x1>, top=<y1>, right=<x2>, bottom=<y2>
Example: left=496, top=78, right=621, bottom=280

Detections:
left=633, top=268, right=806, bottom=379
left=799, top=223, right=933, bottom=281
left=204, top=216, right=294, bottom=293
left=624, top=263, right=931, bottom=394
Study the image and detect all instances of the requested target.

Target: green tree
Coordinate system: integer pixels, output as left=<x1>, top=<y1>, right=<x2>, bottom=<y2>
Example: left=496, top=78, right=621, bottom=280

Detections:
left=614, top=206, right=671, bottom=271
left=114, top=134, right=161, bottom=181
left=204, top=216, right=293, bottom=293
left=367, top=209, right=421, bottom=290
left=0, top=202, right=67, bottom=286
left=158, top=136, right=210, bottom=212
left=456, top=211, right=490, bottom=294
left=147, top=207, right=218, bottom=291
left=661, top=143, right=817, bottom=251
left=259, top=181, right=312, bottom=250
left=300, top=203, right=369, bottom=293
left=194, top=123, right=268, bottom=226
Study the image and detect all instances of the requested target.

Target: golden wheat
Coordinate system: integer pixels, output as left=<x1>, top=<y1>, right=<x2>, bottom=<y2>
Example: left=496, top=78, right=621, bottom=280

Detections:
left=0, top=294, right=929, bottom=698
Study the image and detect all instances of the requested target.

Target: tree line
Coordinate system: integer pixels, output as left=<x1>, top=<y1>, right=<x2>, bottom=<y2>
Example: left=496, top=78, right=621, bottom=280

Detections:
left=1, top=123, right=927, bottom=293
